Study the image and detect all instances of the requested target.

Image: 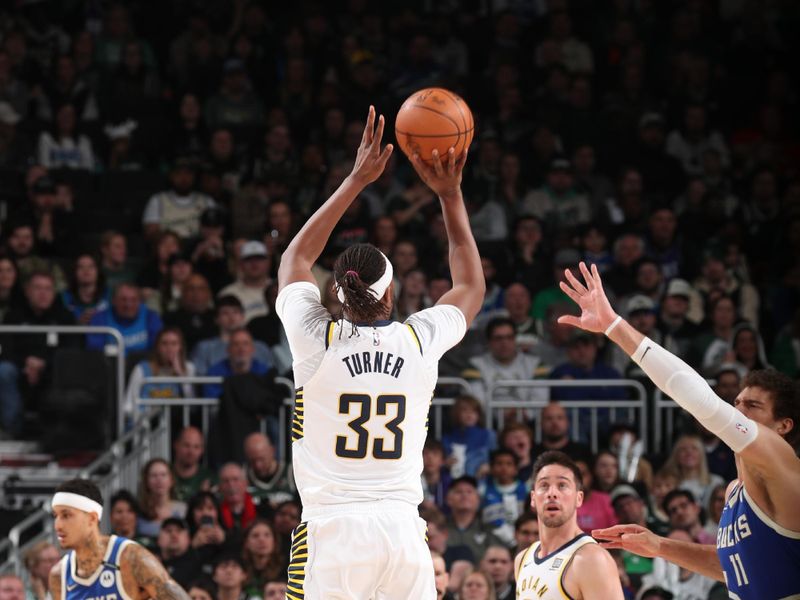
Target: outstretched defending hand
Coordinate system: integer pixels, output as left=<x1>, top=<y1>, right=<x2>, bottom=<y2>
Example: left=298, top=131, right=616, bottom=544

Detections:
left=592, top=524, right=661, bottom=558
left=350, top=105, right=394, bottom=186
left=557, top=262, right=619, bottom=334
left=410, top=147, right=467, bottom=201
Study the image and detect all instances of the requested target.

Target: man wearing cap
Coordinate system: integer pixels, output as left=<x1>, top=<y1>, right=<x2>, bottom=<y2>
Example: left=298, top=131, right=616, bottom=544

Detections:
left=520, top=157, right=592, bottom=235
left=189, top=208, right=230, bottom=292
left=157, top=517, right=201, bottom=589
left=445, top=476, right=504, bottom=563
left=657, top=278, right=701, bottom=361
left=218, top=240, right=270, bottom=322
left=142, top=157, right=216, bottom=242
left=608, top=294, right=660, bottom=376
left=49, top=478, right=190, bottom=600
left=205, top=58, right=265, bottom=134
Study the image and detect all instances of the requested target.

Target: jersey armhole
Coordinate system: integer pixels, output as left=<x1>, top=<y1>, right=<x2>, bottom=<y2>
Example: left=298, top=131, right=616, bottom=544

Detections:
left=324, top=320, right=335, bottom=350
left=515, top=544, right=534, bottom=581
left=558, top=541, right=592, bottom=600
left=406, top=323, right=423, bottom=356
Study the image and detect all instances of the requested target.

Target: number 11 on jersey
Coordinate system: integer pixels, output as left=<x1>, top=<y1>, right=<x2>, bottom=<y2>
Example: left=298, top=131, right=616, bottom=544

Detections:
left=729, top=553, right=749, bottom=587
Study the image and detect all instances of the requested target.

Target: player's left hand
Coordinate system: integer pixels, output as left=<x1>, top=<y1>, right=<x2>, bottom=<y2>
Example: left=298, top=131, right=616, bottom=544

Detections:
left=557, top=262, right=619, bottom=334
left=349, top=105, right=394, bottom=186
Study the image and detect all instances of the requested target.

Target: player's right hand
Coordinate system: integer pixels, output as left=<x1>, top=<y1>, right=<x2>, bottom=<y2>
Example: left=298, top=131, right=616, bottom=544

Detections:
left=410, top=147, right=467, bottom=201
left=350, top=105, right=394, bottom=186
left=592, top=524, right=661, bottom=558
left=557, top=262, right=619, bottom=334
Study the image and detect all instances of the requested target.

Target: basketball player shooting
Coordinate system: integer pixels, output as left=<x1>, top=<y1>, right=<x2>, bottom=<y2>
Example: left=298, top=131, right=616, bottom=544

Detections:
left=49, top=479, right=190, bottom=600
left=275, top=106, right=484, bottom=599
left=515, top=451, right=624, bottom=600
left=560, top=262, right=800, bottom=599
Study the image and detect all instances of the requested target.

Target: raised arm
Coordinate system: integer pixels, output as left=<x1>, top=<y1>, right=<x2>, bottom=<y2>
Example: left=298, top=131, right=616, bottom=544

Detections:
left=410, top=149, right=484, bottom=326
left=122, top=543, right=190, bottom=599
left=558, top=263, right=800, bottom=500
left=591, top=523, right=725, bottom=582
left=277, top=106, right=393, bottom=292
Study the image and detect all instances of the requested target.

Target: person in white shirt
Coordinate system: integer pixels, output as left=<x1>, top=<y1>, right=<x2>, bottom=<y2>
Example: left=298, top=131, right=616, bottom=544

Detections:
left=218, top=241, right=271, bottom=322
left=275, top=106, right=484, bottom=600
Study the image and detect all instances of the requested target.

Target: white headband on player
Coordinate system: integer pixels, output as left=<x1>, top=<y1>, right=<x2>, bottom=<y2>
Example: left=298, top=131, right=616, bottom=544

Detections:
left=336, top=250, right=394, bottom=305
left=52, top=492, right=103, bottom=519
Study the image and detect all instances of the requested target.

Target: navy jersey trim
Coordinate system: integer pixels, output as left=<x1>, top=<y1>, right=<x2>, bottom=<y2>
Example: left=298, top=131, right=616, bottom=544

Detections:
left=533, top=533, right=590, bottom=565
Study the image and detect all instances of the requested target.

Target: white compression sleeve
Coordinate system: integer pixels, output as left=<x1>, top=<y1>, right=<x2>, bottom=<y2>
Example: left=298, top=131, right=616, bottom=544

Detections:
left=631, top=337, right=758, bottom=452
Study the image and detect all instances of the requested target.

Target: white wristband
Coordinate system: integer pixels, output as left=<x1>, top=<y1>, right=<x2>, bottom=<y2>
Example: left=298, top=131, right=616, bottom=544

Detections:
left=604, top=315, right=623, bottom=336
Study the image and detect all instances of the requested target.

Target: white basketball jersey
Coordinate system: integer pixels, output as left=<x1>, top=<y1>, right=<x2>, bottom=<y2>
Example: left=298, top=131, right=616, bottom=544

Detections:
left=275, top=282, right=466, bottom=517
left=516, top=533, right=597, bottom=600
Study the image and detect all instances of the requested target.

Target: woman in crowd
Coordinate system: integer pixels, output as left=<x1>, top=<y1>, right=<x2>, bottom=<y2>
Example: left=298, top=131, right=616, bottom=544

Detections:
left=186, top=490, right=227, bottom=555
left=124, top=327, right=195, bottom=423
left=661, top=434, right=725, bottom=507
left=575, top=459, right=617, bottom=533
left=592, top=450, right=620, bottom=494
left=23, top=541, right=60, bottom=600
left=241, top=519, right=285, bottom=598
left=459, top=570, right=496, bottom=600
left=395, top=269, right=428, bottom=321
left=137, top=458, right=187, bottom=538
left=108, top=489, right=154, bottom=549
left=37, top=102, right=95, bottom=169
left=60, top=254, right=110, bottom=324
left=0, top=255, right=22, bottom=320
left=137, top=230, right=181, bottom=299
left=730, top=322, right=771, bottom=374
left=704, top=483, right=728, bottom=538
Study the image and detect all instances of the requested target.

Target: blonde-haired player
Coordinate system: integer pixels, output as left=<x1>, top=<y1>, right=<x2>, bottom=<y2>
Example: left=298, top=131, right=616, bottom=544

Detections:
left=515, top=451, right=623, bottom=600
left=276, top=106, right=484, bottom=599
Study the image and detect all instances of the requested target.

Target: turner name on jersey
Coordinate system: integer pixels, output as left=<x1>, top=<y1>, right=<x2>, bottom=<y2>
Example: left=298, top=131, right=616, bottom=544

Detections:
left=342, top=350, right=406, bottom=378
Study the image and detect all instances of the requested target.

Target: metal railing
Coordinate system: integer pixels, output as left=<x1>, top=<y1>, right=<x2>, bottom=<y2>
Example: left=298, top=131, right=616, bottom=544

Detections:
left=0, top=410, right=165, bottom=578
left=0, top=325, right=127, bottom=437
left=487, top=379, right=649, bottom=453
left=652, top=379, right=717, bottom=454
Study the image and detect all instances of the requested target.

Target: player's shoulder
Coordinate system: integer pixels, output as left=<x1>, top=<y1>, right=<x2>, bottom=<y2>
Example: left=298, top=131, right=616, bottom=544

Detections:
left=570, top=539, right=614, bottom=573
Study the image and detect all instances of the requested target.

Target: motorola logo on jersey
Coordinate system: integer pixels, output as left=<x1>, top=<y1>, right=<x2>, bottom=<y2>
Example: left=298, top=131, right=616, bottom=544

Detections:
left=100, top=571, right=115, bottom=588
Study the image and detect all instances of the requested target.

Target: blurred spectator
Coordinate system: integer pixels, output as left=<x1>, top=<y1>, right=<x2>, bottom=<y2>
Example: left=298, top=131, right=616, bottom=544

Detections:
left=201, top=328, right=270, bottom=399
left=627, top=112, right=685, bottom=201
left=163, top=274, right=216, bottom=353
left=705, top=483, right=727, bottom=538
left=688, top=295, right=738, bottom=375
left=580, top=224, right=613, bottom=274
left=549, top=331, right=627, bottom=443
left=604, top=233, right=646, bottom=298
left=458, top=570, right=495, bottom=600
left=662, top=489, right=715, bottom=545
left=513, top=513, right=539, bottom=556
left=592, top=450, right=621, bottom=495
left=218, top=462, right=263, bottom=533
left=22, top=541, right=59, bottom=600
left=648, top=470, right=678, bottom=527
left=0, top=101, right=30, bottom=168
left=530, top=402, right=592, bottom=464
left=23, top=175, right=79, bottom=258
left=153, top=252, right=195, bottom=314
left=442, top=396, right=497, bottom=479
left=430, top=551, right=452, bottom=600
left=424, top=508, right=475, bottom=589
left=657, top=279, right=702, bottom=361
left=192, top=295, right=273, bottom=375
left=478, top=449, right=527, bottom=546
left=638, top=530, right=715, bottom=600
left=170, top=93, right=208, bottom=161
left=730, top=322, right=771, bottom=375
left=666, top=104, right=730, bottom=176
left=204, top=59, right=264, bottom=137
left=466, top=317, right=547, bottom=416
left=243, top=432, right=296, bottom=510
left=575, top=459, right=617, bottom=534
left=445, top=476, right=503, bottom=564
left=172, top=426, right=213, bottom=502
left=660, top=435, right=725, bottom=508
left=186, top=581, right=214, bottom=600
left=109, top=490, right=151, bottom=549
left=103, top=40, right=161, bottom=121
left=138, top=230, right=181, bottom=298
left=630, top=258, right=665, bottom=306
left=3, top=220, right=66, bottom=289
left=272, top=500, right=301, bottom=553
left=87, top=282, right=163, bottom=355
left=99, top=230, right=137, bottom=290
left=520, top=158, right=592, bottom=238
left=531, top=249, right=580, bottom=330
left=609, top=484, right=664, bottom=582
left=157, top=517, right=201, bottom=589
left=421, top=438, right=452, bottom=513
left=501, top=283, right=537, bottom=352
left=36, top=103, right=95, bottom=169
left=0, top=257, right=21, bottom=325
left=498, top=422, right=534, bottom=482
left=479, top=545, right=514, bottom=600
left=693, top=251, right=759, bottom=327
left=60, top=254, right=110, bottom=324
left=0, top=271, right=76, bottom=437
left=189, top=208, right=230, bottom=293
left=770, top=308, right=800, bottom=378
left=264, top=580, right=288, bottom=600
left=246, top=282, right=291, bottom=374
left=137, top=458, right=187, bottom=539
left=241, top=520, right=284, bottom=597
left=510, top=215, right=551, bottom=297
left=218, top=241, right=270, bottom=322
left=644, top=207, right=693, bottom=281
left=211, top=554, right=248, bottom=600
left=124, top=327, right=195, bottom=421
left=609, top=294, right=660, bottom=375
left=142, top=158, right=216, bottom=242
left=0, top=574, right=25, bottom=600
left=185, top=491, right=226, bottom=562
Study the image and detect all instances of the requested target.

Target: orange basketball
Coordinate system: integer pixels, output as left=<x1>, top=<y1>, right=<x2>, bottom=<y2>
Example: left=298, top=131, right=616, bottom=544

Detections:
left=395, top=87, right=474, bottom=162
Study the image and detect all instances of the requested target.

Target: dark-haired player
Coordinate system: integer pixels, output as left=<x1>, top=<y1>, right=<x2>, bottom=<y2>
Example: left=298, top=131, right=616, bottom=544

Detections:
left=275, top=106, right=484, bottom=599
left=49, top=478, right=190, bottom=600
left=515, top=451, right=623, bottom=599
left=562, top=262, right=800, bottom=599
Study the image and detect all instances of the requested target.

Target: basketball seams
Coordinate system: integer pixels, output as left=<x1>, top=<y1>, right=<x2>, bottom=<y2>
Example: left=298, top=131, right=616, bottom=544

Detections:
left=399, top=104, right=461, bottom=132
left=438, top=88, right=473, bottom=154
left=395, top=87, right=474, bottom=159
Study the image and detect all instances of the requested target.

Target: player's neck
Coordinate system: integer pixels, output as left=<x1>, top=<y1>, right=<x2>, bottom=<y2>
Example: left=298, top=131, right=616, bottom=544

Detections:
left=537, top=522, right=583, bottom=557
left=218, top=585, right=242, bottom=600
left=73, top=531, right=109, bottom=575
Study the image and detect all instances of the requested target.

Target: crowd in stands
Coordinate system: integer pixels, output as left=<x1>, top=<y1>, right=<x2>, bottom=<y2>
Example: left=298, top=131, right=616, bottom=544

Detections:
left=0, top=0, right=799, bottom=599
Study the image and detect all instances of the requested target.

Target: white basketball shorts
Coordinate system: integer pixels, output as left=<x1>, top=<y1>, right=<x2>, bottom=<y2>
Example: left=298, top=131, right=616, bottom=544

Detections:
left=286, top=500, right=436, bottom=600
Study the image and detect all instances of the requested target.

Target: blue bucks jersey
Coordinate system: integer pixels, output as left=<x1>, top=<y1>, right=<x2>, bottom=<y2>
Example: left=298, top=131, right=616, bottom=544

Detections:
left=716, top=482, right=800, bottom=599
left=61, top=535, right=134, bottom=600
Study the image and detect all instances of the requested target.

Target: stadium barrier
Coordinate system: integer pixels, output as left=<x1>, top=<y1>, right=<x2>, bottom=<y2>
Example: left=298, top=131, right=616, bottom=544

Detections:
left=0, top=325, right=127, bottom=437
left=486, top=379, right=649, bottom=454
left=0, top=409, right=167, bottom=579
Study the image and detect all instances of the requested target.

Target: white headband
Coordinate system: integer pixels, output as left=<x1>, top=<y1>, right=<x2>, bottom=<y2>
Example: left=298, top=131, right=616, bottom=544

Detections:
left=336, top=250, right=394, bottom=305
left=52, top=492, right=103, bottom=520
